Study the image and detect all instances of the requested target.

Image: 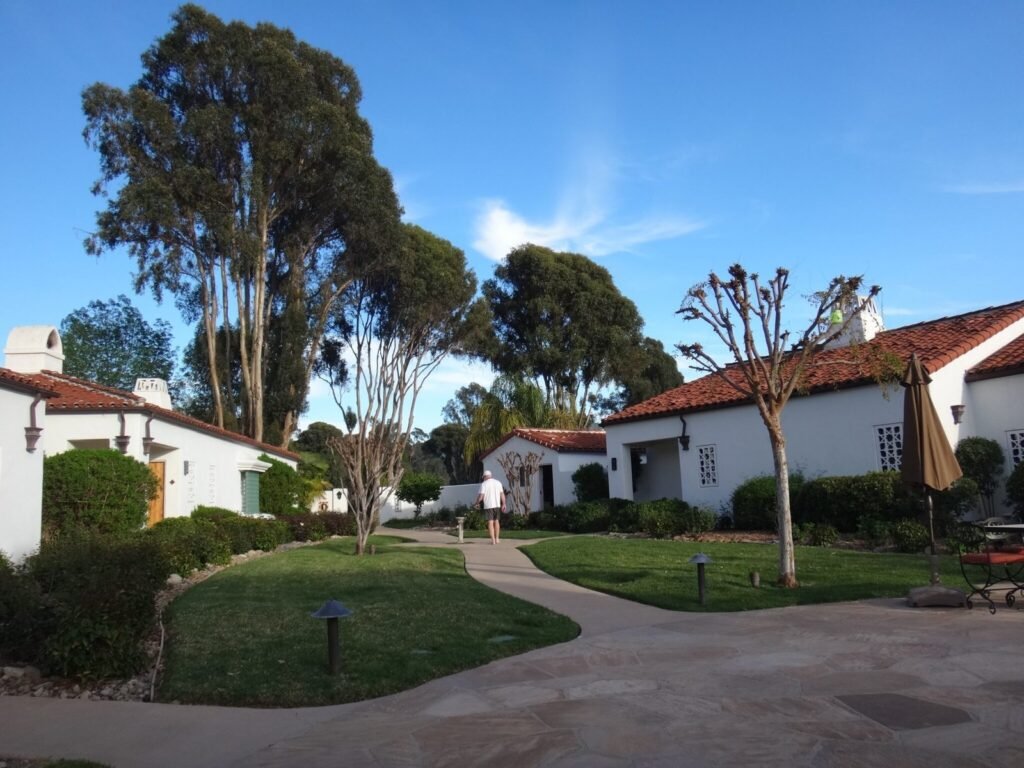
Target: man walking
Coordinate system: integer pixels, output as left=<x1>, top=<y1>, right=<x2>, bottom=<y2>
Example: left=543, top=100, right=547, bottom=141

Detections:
left=475, top=470, right=506, bottom=545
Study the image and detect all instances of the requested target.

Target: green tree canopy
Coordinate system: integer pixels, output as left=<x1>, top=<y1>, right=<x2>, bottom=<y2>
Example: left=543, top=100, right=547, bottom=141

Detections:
left=396, top=471, right=444, bottom=518
left=423, top=423, right=480, bottom=484
left=323, top=223, right=489, bottom=554
left=83, top=4, right=400, bottom=446
left=598, top=336, right=684, bottom=414
left=60, top=295, right=177, bottom=395
left=482, top=244, right=643, bottom=425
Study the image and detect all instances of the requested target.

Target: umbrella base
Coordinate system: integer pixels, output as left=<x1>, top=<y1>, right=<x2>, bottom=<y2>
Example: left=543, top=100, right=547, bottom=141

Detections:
left=907, top=585, right=966, bottom=608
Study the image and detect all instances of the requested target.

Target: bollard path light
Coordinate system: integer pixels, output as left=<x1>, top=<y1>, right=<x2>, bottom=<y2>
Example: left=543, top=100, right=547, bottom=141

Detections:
left=688, top=553, right=713, bottom=606
left=311, top=599, right=353, bottom=675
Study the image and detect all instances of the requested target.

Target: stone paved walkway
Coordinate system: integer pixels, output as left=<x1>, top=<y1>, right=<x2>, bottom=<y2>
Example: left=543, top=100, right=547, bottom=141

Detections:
left=2, top=529, right=1023, bottom=767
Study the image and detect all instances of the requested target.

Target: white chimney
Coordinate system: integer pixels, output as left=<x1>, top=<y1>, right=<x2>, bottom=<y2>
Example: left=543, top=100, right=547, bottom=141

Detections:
left=134, top=378, right=173, bottom=410
left=4, top=325, right=64, bottom=373
left=828, top=295, right=885, bottom=348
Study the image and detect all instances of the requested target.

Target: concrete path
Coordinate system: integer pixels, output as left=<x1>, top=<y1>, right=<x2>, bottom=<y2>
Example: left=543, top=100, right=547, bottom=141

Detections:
left=2, top=529, right=1023, bottom=767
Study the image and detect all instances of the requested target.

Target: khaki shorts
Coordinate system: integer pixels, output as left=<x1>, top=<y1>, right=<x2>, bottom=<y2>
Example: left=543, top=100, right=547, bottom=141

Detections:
left=484, top=507, right=501, bottom=522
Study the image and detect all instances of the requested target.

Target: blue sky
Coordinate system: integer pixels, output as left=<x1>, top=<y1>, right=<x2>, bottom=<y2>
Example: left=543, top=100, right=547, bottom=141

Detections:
left=2, top=1, right=1022, bottom=435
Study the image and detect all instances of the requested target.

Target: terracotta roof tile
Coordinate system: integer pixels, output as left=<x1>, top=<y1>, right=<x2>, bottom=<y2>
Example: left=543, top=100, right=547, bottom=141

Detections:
left=482, top=428, right=606, bottom=459
left=604, top=300, right=1024, bottom=426
left=23, top=371, right=299, bottom=461
left=0, top=367, right=58, bottom=397
left=966, top=333, right=1024, bottom=381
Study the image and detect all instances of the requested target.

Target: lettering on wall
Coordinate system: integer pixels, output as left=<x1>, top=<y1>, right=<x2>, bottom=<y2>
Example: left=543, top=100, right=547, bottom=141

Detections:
left=208, top=464, right=217, bottom=504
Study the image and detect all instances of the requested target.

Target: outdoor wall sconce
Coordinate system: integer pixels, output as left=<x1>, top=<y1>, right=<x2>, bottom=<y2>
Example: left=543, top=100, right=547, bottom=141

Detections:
left=688, top=552, right=713, bottom=606
left=25, top=394, right=43, bottom=452
left=142, top=415, right=155, bottom=456
left=311, top=598, right=353, bottom=675
left=611, top=458, right=617, bottom=471
left=678, top=416, right=691, bottom=451
left=950, top=404, right=966, bottom=425
left=183, top=460, right=190, bottom=476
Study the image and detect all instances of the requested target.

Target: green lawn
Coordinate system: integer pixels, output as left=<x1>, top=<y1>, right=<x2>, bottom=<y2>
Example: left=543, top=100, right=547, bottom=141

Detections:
left=159, top=536, right=578, bottom=707
left=522, top=536, right=965, bottom=612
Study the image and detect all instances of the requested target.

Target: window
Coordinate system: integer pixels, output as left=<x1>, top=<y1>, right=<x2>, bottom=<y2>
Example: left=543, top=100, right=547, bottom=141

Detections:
left=875, top=423, right=903, bottom=471
left=697, top=445, right=718, bottom=487
left=1009, top=430, right=1024, bottom=467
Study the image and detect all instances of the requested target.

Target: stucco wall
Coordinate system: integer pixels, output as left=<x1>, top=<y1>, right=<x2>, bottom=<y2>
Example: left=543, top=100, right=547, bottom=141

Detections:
left=44, top=411, right=296, bottom=519
left=607, top=320, right=1024, bottom=512
left=481, top=438, right=606, bottom=511
left=0, top=387, right=45, bottom=561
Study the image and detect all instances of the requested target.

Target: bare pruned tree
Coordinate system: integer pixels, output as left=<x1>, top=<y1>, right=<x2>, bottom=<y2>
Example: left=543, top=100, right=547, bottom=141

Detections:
left=323, top=225, right=490, bottom=554
left=496, top=450, right=544, bottom=516
left=677, top=264, right=880, bottom=587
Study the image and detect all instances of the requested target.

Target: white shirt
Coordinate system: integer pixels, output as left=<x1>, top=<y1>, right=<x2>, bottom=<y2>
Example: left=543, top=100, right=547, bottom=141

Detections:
left=478, top=477, right=504, bottom=509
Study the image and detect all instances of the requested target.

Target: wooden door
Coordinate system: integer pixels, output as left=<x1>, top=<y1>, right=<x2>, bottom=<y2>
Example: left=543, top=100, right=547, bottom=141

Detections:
left=148, top=461, right=166, bottom=526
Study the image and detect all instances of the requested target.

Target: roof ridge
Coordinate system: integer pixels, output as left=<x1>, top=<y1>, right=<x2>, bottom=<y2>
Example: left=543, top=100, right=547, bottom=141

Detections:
left=39, top=370, right=143, bottom=403
left=878, top=299, right=1024, bottom=335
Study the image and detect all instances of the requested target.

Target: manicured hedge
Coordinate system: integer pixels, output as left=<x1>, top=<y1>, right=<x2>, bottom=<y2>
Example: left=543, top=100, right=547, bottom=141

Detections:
left=191, top=507, right=291, bottom=554
left=42, top=449, right=157, bottom=540
left=146, top=517, right=232, bottom=575
left=793, top=471, right=915, bottom=533
left=730, top=473, right=805, bottom=531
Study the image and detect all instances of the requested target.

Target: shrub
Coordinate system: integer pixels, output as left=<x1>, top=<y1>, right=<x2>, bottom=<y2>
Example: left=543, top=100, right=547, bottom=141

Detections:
left=955, top=437, right=1005, bottom=515
left=1006, top=460, right=1024, bottom=517
left=397, top=472, right=443, bottom=518
left=731, top=473, right=805, bottom=531
left=190, top=507, right=292, bottom=553
left=892, top=519, right=931, bottom=553
left=191, top=506, right=239, bottom=524
left=794, top=472, right=914, bottom=533
left=572, top=462, right=609, bottom=502
left=42, top=449, right=157, bottom=540
left=12, top=533, right=169, bottom=679
left=633, top=499, right=714, bottom=538
left=277, top=512, right=328, bottom=542
left=795, top=523, right=838, bottom=547
left=460, top=507, right=485, bottom=530
left=562, top=501, right=612, bottom=533
left=857, top=515, right=893, bottom=548
left=598, top=498, right=635, bottom=532
left=318, top=512, right=356, bottom=537
left=146, top=517, right=231, bottom=574
left=0, top=553, right=42, bottom=660
left=259, top=455, right=311, bottom=516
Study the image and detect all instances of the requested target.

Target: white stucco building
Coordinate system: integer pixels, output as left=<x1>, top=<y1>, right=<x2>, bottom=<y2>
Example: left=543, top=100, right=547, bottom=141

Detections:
left=0, top=367, right=55, bottom=561
left=603, top=300, right=1024, bottom=512
left=1, top=326, right=298, bottom=558
left=481, top=428, right=607, bottom=511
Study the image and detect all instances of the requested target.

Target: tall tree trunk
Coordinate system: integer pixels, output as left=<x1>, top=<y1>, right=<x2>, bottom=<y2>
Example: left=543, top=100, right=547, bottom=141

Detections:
left=198, top=267, right=224, bottom=429
left=220, top=256, right=235, bottom=422
left=769, top=421, right=798, bottom=588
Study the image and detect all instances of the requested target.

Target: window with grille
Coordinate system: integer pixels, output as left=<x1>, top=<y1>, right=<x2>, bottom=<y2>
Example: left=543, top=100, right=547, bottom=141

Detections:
left=1009, top=430, right=1024, bottom=467
left=697, top=445, right=718, bottom=487
left=875, top=424, right=903, bottom=471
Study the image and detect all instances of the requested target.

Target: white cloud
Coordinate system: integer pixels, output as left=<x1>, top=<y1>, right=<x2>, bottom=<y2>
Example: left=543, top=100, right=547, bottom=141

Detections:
left=944, top=180, right=1024, bottom=195
left=473, top=199, right=704, bottom=261
left=472, top=141, right=706, bottom=261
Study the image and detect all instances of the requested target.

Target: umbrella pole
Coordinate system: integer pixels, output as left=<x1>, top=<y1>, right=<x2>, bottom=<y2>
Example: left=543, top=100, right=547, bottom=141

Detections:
left=927, top=491, right=940, bottom=586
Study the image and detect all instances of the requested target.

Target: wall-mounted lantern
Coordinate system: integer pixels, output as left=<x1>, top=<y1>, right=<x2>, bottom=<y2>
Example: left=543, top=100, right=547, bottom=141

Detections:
left=183, top=460, right=190, bottom=476
left=950, top=404, right=966, bottom=425
left=311, top=599, right=353, bottom=675
left=678, top=416, right=691, bottom=451
left=610, top=457, right=617, bottom=471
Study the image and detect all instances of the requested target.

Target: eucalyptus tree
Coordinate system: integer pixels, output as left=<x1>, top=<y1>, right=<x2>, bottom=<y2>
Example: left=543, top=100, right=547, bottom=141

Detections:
left=83, top=4, right=400, bottom=445
left=321, top=224, right=490, bottom=554
left=598, top=336, right=684, bottom=414
left=482, top=244, right=644, bottom=425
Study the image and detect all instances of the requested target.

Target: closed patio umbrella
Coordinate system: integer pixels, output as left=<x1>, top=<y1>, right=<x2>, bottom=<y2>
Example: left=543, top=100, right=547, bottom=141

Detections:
left=901, top=353, right=963, bottom=585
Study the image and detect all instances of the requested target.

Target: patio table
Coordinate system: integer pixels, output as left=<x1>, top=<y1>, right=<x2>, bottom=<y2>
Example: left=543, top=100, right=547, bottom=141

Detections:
left=959, top=522, right=1024, bottom=613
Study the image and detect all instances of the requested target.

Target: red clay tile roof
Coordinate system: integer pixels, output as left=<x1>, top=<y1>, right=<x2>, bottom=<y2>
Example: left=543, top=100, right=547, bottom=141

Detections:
left=481, top=428, right=606, bottom=459
left=23, top=370, right=299, bottom=461
left=966, top=333, right=1024, bottom=381
left=604, top=300, right=1024, bottom=426
left=0, top=367, right=58, bottom=398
